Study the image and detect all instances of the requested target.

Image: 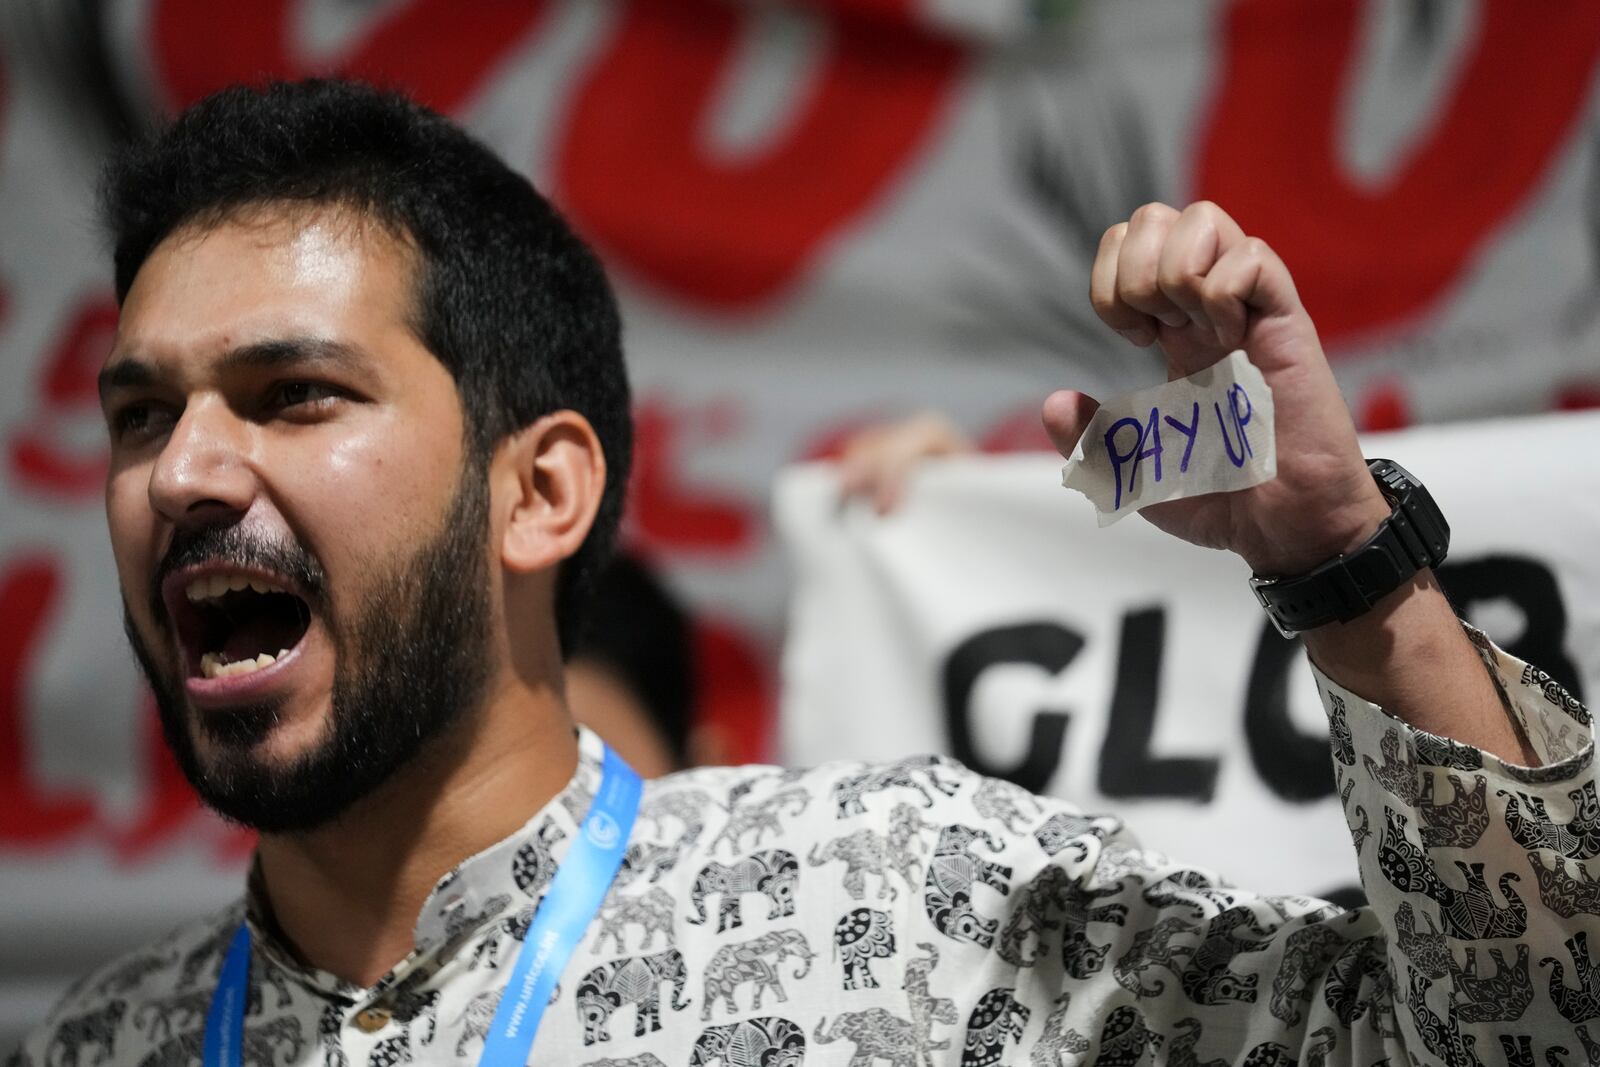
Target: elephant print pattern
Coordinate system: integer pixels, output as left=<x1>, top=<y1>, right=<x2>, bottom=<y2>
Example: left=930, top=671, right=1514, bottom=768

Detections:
left=700, top=931, right=815, bottom=1019
left=688, top=850, right=800, bottom=933
left=832, top=909, right=895, bottom=990
left=922, top=825, right=1012, bottom=949
left=576, top=949, right=692, bottom=1043
left=12, top=636, right=1600, bottom=1066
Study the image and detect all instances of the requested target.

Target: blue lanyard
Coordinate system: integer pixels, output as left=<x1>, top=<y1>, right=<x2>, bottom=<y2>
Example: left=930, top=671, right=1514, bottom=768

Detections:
left=203, top=743, right=641, bottom=1067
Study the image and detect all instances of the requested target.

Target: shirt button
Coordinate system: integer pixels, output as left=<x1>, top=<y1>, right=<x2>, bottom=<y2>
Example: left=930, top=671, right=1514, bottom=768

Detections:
left=353, top=1007, right=392, bottom=1033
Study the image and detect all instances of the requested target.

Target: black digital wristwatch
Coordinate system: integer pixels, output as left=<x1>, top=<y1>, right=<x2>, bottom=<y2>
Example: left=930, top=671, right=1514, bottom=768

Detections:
left=1250, top=458, right=1449, bottom=638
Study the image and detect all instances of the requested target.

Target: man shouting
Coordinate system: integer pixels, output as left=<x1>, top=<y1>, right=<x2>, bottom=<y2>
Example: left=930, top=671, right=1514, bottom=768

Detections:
left=11, top=80, right=1592, bottom=1066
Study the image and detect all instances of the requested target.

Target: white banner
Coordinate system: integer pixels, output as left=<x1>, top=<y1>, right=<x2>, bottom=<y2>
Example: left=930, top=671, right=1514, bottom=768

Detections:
left=776, top=411, right=1600, bottom=903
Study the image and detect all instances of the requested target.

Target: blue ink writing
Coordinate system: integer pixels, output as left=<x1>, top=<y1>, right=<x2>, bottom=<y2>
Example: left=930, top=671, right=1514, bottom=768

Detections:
left=1105, top=407, right=1164, bottom=510
left=1105, top=416, right=1142, bottom=511
left=1098, top=377, right=1261, bottom=511
left=1214, top=384, right=1253, bottom=468
left=1162, top=402, right=1200, bottom=474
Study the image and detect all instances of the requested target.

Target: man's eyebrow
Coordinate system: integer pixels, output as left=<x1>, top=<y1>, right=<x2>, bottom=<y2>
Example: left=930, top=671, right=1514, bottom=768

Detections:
left=97, top=338, right=370, bottom=403
left=97, top=358, right=156, bottom=402
left=215, top=337, right=370, bottom=375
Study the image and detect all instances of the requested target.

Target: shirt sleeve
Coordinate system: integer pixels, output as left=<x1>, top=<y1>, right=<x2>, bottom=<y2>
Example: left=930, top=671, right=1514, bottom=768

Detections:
left=1316, top=626, right=1598, bottom=1064
left=986, top=630, right=1597, bottom=1066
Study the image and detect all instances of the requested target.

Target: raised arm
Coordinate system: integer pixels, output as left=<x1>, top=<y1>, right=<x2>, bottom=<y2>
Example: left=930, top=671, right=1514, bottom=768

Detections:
left=1040, top=200, right=1534, bottom=765
left=1019, top=200, right=1598, bottom=1064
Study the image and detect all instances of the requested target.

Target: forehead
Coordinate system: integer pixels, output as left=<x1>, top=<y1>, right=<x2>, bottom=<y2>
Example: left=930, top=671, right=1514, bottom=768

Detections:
left=112, top=204, right=419, bottom=372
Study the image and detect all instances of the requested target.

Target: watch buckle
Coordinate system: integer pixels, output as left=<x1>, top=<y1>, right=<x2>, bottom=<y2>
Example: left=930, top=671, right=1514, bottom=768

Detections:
left=1249, top=576, right=1301, bottom=640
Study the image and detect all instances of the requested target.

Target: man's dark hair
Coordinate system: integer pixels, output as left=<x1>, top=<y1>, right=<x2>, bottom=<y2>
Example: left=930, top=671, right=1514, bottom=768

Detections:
left=100, top=79, right=630, bottom=656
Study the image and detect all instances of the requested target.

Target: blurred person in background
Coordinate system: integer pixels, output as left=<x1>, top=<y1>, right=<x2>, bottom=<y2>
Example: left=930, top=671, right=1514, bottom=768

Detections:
left=834, top=410, right=973, bottom=515
left=572, top=418, right=975, bottom=776
left=10, top=78, right=1597, bottom=1067
left=568, top=552, right=708, bottom=777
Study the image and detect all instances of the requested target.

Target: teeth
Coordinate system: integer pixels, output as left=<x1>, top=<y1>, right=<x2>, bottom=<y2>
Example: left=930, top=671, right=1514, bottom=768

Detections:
left=198, top=650, right=287, bottom=680
left=184, top=573, right=286, bottom=603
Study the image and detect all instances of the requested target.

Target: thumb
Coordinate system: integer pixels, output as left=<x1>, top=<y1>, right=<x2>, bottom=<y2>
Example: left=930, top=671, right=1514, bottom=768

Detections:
left=1041, top=390, right=1100, bottom=459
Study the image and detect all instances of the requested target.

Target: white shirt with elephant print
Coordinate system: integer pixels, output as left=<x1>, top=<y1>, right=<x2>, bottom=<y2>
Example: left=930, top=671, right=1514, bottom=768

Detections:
left=10, top=630, right=1600, bottom=1067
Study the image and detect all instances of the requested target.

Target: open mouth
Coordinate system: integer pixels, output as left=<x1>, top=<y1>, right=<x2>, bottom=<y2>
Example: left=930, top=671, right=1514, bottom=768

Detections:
left=169, top=571, right=313, bottom=680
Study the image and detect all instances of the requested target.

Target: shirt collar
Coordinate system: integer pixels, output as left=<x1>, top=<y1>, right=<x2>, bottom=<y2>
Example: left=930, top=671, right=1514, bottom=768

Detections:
left=411, top=725, right=605, bottom=954
left=242, top=725, right=609, bottom=996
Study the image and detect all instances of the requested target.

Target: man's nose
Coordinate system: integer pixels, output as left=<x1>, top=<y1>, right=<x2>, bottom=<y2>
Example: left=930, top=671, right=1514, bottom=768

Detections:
left=147, top=398, right=256, bottom=525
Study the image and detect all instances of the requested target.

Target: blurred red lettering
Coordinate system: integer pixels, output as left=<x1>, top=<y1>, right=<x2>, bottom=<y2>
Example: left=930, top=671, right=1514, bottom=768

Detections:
left=0, top=53, right=8, bottom=335
left=151, top=0, right=552, bottom=114
left=693, top=617, right=774, bottom=765
left=0, top=559, right=98, bottom=846
left=1357, top=380, right=1412, bottom=432
left=556, top=0, right=963, bottom=309
left=8, top=297, right=118, bottom=497
left=1554, top=383, right=1600, bottom=411
left=113, top=698, right=256, bottom=865
left=110, top=697, right=201, bottom=862
left=1197, top=0, right=1600, bottom=344
left=792, top=0, right=917, bottom=24
left=628, top=400, right=755, bottom=556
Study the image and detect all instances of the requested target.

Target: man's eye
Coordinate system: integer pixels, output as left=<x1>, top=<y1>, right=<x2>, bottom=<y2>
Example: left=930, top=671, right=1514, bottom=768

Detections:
left=271, top=381, right=339, bottom=410
left=110, top=403, right=172, bottom=440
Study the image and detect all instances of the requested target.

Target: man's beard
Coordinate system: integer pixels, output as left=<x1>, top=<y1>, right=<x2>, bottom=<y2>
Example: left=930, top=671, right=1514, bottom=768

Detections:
left=124, top=466, right=494, bottom=834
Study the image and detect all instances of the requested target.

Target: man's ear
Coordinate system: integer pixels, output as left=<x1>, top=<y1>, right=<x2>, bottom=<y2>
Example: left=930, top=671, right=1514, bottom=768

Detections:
left=494, top=411, right=608, bottom=575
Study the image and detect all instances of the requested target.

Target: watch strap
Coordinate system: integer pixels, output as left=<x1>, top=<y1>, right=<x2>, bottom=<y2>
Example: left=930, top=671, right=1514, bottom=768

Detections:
left=1250, top=459, right=1449, bottom=637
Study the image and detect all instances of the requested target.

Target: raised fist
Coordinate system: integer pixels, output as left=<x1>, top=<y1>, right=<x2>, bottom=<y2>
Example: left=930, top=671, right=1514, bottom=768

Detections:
left=1043, top=201, right=1389, bottom=578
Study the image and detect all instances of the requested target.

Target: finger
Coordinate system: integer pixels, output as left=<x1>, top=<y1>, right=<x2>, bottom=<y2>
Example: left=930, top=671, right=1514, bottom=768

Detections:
left=899, top=412, right=971, bottom=459
left=873, top=452, right=918, bottom=515
left=871, top=423, right=960, bottom=514
left=1157, top=201, right=1247, bottom=341
left=836, top=430, right=883, bottom=498
left=839, top=413, right=973, bottom=512
left=1041, top=389, right=1100, bottom=458
left=1198, top=235, right=1303, bottom=356
left=1115, top=203, right=1189, bottom=330
left=838, top=459, right=868, bottom=497
left=1090, top=224, right=1156, bottom=346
